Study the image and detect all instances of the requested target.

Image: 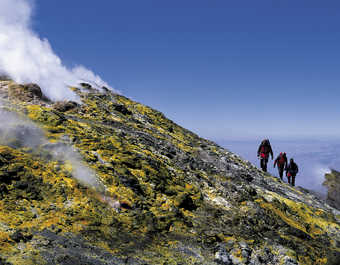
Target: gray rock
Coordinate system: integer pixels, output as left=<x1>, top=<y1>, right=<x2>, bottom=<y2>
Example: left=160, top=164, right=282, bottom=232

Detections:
left=215, top=246, right=233, bottom=265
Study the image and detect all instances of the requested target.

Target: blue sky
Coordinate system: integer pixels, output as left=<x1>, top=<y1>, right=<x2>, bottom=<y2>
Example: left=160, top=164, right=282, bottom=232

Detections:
left=33, top=0, right=340, bottom=140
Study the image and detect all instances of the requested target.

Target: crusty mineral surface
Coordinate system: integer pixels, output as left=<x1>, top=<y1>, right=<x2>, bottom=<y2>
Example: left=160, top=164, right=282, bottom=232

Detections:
left=0, top=81, right=339, bottom=264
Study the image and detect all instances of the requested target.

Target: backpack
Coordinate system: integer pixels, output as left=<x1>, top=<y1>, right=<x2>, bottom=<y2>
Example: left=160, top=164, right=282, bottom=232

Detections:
left=260, top=145, right=270, bottom=154
left=278, top=154, right=286, bottom=165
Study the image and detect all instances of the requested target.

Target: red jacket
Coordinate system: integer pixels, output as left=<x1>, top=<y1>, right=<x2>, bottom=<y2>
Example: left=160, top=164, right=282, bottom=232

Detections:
left=257, top=141, right=273, bottom=159
left=274, top=154, right=288, bottom=169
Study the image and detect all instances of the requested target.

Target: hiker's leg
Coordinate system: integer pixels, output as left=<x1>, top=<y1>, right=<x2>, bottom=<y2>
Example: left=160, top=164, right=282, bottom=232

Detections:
left=292, top=176, right=296, bottom=186
left=260, top=159, right=265, bottom=171
left=264, top=158, right=268, bottom=172
left=279, top=168, right=283, bottom=180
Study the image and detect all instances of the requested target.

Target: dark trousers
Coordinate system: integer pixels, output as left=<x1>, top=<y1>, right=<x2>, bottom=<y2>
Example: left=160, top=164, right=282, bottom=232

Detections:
left=287, top=174, right=296, bottom=186
left=260, top=158, right=268, bottom=172
left=277, top=166, right=284, bottom=180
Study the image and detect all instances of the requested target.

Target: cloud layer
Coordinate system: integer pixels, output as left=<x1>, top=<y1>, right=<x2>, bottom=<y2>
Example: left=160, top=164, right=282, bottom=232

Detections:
left=0, top=0, right=112, bottom=102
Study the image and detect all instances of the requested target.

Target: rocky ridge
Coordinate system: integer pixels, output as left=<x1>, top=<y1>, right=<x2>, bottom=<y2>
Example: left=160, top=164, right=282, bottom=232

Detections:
left=0, top=80, right=339, bottom=264
left=323, top=170, right=340, bottom=211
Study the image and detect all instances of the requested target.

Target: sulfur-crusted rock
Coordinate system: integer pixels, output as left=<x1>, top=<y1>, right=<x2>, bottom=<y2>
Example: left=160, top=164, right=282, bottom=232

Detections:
left=2, top=82, right=49, bottom=104
left=22, top=83, right=43, bottom=99
left=53, top=101, right=79, bottom=112
left=0, top=80, right=339, bottom=264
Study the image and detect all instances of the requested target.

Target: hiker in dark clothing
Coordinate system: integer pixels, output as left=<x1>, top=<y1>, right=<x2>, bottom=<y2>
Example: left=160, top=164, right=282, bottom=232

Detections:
left=286, top=158, right=299, bottom=186
left=274, top=152, right=288, bottom=180
left=257, top=139, right=273, bottom=172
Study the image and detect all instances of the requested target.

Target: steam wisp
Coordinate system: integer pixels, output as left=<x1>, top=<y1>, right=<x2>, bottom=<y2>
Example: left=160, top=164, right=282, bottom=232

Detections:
left=0, top=109, right=104, bottom=191
left=47, top=143, right=105, bottom=192
left=0, top=0, right=113, bottom=102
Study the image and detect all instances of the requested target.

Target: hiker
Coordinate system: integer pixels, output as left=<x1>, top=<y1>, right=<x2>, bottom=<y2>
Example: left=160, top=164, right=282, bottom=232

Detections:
left=274, top=152, right=288, bottom=180
left=286, top=158, right=299, bottom=186
left=257, top=139, right=273, bottom=172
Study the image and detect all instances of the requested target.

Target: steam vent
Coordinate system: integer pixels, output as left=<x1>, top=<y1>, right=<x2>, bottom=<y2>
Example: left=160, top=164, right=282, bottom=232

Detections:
left=0, top=80, right=339, bottom=264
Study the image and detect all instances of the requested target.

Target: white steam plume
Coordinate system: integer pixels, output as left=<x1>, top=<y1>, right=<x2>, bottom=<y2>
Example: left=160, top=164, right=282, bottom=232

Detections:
left=0, top=0, right=113, bottom=102
left=0, top=109, right=104, bottom=191
left=49, top=143, right=105, bottom=192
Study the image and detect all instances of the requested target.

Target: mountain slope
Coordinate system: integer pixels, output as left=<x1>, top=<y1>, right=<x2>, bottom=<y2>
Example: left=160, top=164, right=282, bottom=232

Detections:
left=0, top=80, right=339, bottom=265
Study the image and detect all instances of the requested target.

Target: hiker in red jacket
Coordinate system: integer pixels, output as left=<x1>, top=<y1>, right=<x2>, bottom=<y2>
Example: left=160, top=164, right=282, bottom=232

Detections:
left=274, top=152, right=288, bottom=180
left=286, top=158, right=299, bottom=186
left=257, top=139, right=273, bottom=172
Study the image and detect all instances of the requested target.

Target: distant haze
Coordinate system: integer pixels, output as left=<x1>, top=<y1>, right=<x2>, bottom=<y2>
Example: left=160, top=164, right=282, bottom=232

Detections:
left=218, top=138, right=340, bottom=195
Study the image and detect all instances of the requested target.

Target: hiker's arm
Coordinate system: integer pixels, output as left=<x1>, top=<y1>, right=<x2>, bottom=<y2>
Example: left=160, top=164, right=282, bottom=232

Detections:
left=257, top=145, right=261, bottom=156
left=270, top=146, right=273, bottom=159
